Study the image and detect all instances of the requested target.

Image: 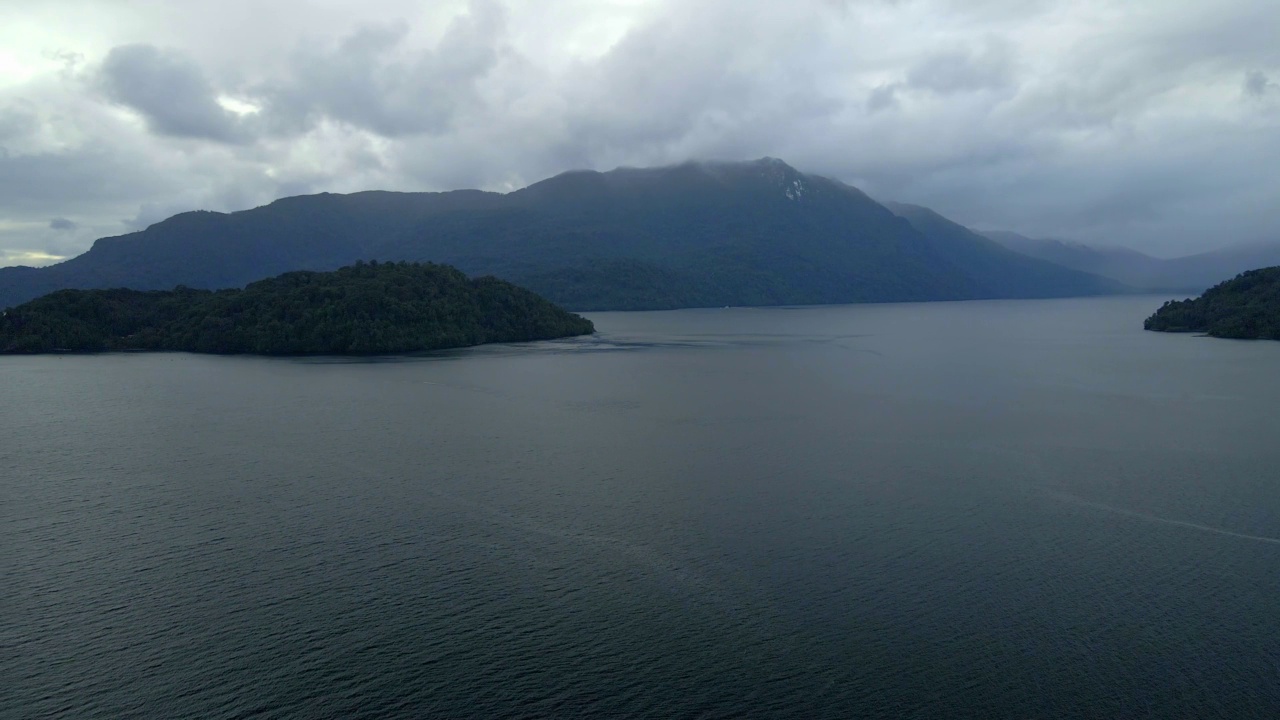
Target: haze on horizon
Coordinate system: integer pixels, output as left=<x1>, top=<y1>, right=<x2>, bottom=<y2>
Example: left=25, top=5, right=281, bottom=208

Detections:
left=1, top=0, right=1277, bottom=268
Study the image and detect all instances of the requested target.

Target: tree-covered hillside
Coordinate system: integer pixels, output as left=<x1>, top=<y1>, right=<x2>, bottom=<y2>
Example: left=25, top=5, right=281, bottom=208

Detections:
left=1144, top=267, right=1280, bottom=339
left=0, top=159, right=1124, bottom=311
left=0, top=262, right=594, bottom=354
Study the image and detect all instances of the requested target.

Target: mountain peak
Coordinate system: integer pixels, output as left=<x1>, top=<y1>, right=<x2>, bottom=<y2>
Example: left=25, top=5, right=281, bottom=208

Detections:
left=603, top=156, right=800, bottom=177
left=699, top=156, right=799, bottom=173
left=669, top=157, right=810, bottom=201
left=1, top=158, right=1124, bottom=311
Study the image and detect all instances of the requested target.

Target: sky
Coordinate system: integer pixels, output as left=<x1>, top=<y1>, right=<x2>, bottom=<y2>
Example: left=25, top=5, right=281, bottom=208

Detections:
left=0, top=0, right=1277, bottom=266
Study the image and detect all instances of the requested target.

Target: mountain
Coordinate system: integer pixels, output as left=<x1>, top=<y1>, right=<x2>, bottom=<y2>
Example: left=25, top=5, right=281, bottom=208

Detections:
left=883, top=204, right=1125, bottom=299
left=982, top=231, right=1167, bottom=287
left=984, top=230, right=1280, bottom=293
left=1144, top=267, right=1280, bottom=340
left=1159, top=243, right=1280, bottom=292
left=0, top=158, right=1122, bottom=311
left=0, top=261, right=594, bottom=355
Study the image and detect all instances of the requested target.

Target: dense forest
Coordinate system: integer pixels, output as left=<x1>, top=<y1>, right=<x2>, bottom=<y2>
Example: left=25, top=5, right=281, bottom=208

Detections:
left=0, top=261, right=594, bottom=354
left=1144, top=267, right=1280, bottom=339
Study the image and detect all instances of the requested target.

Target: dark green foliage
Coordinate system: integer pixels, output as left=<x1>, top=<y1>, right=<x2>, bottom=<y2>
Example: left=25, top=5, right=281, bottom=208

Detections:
left=1144, top=267, right=1280, bottom=340
left=0, top=159, right=1123, bottom=311
left=0, top=262, right=594, bottom=355
left=516, top=260, right=717, bottom=311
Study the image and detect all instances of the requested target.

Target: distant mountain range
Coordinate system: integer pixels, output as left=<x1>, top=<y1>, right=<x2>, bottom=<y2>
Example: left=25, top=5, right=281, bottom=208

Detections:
left=1, top=158, right=1124, bottom=311
left=983, top=231, right=1280, bottom=294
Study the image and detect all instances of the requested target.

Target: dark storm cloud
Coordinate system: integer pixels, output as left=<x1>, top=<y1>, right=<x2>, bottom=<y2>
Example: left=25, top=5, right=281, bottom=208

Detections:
left=49, top=217, right=76, bottom=230
left=98, top=44, right=245, bottom=142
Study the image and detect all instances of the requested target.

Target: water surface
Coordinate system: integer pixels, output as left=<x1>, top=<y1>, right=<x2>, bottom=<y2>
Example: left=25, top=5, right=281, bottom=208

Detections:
left=5, top=296, right=1280, bottom=718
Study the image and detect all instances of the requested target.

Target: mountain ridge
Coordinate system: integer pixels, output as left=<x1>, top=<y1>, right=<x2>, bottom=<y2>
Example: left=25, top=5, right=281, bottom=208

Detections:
left=1, top=158, right=1123, bottom=311
left=983, top=230, right=1280, bottom=293
left=883, top=203, right=1127, bottom=299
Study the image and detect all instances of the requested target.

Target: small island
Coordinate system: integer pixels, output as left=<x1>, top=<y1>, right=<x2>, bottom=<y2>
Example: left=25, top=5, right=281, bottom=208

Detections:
left=1144, top=266, right=1280, bottom=340
left=0, top=261, right=595, bottom=355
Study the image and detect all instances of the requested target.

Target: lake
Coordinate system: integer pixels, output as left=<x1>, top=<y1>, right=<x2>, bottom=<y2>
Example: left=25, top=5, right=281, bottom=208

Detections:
left=5, top=295, right=1280, bottom=719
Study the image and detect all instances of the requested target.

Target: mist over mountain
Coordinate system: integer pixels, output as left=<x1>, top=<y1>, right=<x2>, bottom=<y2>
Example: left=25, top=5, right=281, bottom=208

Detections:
left=0, top=159, right=1122, bottom=311
left=984, top=231, right=1280, bottom=293
left=883, top=204, right=1124, bottom=300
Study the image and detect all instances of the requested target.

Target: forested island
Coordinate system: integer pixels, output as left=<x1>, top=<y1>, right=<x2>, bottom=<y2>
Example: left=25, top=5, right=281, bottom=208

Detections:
left=1144, top=267, right=1280, bottom=339
left=0, top=262, right=594, bottom=355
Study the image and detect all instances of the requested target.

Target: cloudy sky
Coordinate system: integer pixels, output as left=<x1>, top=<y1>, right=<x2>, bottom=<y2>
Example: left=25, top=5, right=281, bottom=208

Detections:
left=1, top=0, right=1277, bottom=266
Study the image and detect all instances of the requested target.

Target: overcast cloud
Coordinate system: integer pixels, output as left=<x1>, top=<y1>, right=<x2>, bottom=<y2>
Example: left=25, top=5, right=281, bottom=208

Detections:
left=0, top=0, right=1277, bottom=265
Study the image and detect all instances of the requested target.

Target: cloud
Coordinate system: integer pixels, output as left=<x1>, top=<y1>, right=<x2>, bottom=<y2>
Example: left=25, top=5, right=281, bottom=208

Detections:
left=1244, top=70, right=1274, bottom=97
left=905, top=41, right=1015, bottom=95
left=0, top=147, right=163, bottom=212
left=251, top=0, right=509, bottom=137
left=49, top=217, right=76, bottom=230
left=97, top=44, right=245, bottom=142
left=866, top=84, right=899, bottom=113
left=0, top=103, right=38, bottom=142
left=0, top=0, right=1278, bottom=263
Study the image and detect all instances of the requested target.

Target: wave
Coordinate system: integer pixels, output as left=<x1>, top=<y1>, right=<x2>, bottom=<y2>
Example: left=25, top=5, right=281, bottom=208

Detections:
left=1042, top=489, right=1280, bottom=546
